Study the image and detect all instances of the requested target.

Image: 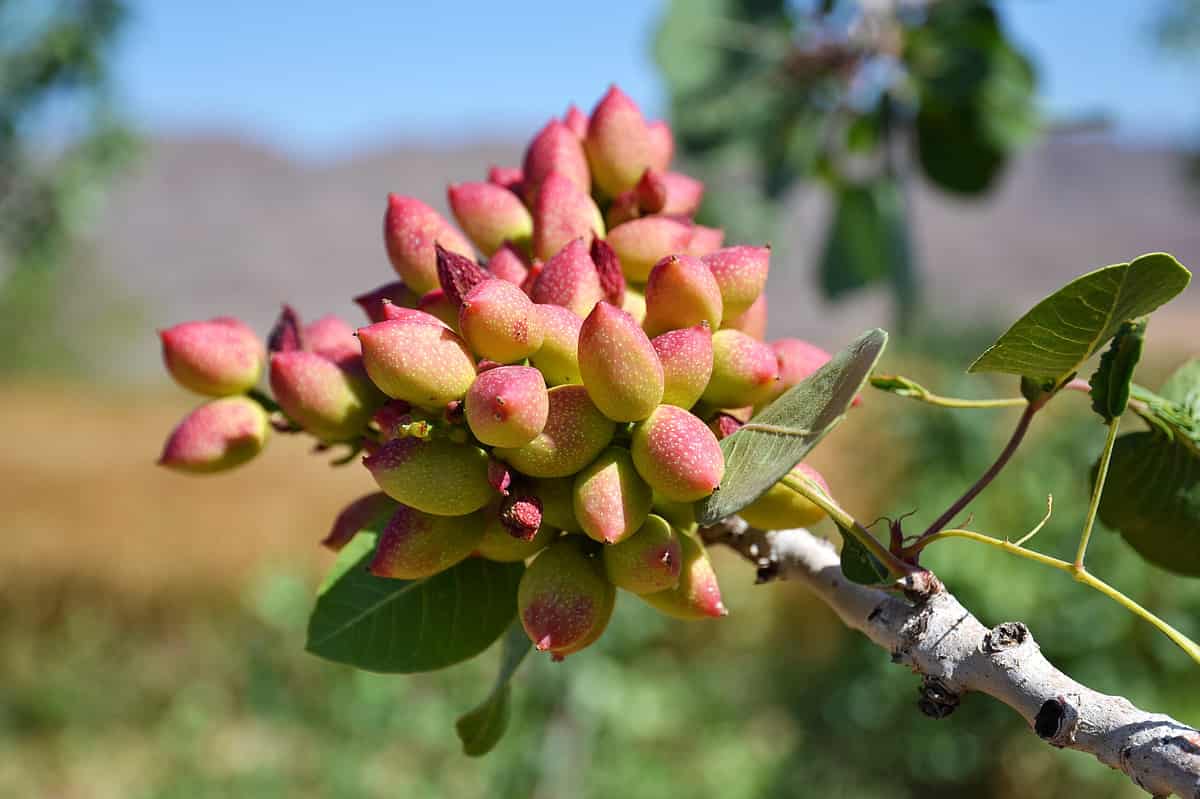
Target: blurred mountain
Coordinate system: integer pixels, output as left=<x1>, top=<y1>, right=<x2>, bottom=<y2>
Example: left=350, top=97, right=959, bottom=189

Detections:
left=93, top=133, right=1200, bottom=380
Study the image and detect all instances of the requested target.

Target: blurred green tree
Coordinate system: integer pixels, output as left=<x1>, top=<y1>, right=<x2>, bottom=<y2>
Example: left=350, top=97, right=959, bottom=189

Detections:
left=655, top=0, right=1039, bottom=331
left=0, top=0, right=136, bottom=374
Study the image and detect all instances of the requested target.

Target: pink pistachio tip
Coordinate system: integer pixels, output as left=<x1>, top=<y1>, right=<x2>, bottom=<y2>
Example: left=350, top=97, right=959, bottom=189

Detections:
left=563, top=104, right=588, bottom=138
left=436, top=244, right=489, bottom=308
left=590, top=239, right=626, bottom=306
left=522, top=119, right=590, bottom=199
left=267, top=304, right=306, bottom=354
left=383, top=194, right=475, bottom=295
left=646, top=120, right=675, bottom=171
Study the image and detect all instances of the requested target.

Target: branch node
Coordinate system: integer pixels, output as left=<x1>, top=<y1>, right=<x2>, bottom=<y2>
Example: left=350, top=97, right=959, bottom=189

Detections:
left=1034, top=696, right=1080, bottom=747
left=901, top=570, right=943, bottom=602
left=917, top=676, right=961, bottom=719
left=983, top=621, right=1030, bottom=654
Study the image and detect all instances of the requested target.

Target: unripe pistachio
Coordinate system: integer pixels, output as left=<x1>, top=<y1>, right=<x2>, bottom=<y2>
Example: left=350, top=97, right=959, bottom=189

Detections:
left=630, top=404, right=724, bottom=502
left=641, top=531, right=726, bottom=619
left=638, top=169, right=704, bottom=217
left=646, top=120, right=674, bottom=171
left=464, top=365, right=549, bottom=448
left=652, top=324, right=714, bottom=409
left=270, top=351, right=378, bottom=441
left=487, top=165, right=525, bottom=193
left=357, top=318, right=476, bottom=409
left=322, top=492, right=396, bottom=551
left=158, top=396, right=269, bottom=473
left=739, top=463, right=830, bottom=530
left=585, top=85, right=651, bottom=197
left=486, top=242, right=530, bottom=286
left=528, top=304, right=584, bottom=386
left=305, top=314, right=359, bottom=365
left=622, top=284, right=647, bottom=325
left=603, top=514, right=682, bottom=594
left=529, top=237, right=604, bottom=318
left=518, top=537, right=616, bottom=657
left=591, top=238, right=626, bottom=306
left=416, top=288, right=461, bottom=331
left=721, top=293, right=767, bottom=340
left=355, top=280, right=420, bottom=322
left=563, top=104, right=589, bottom=138
left=160, top=318, right=264, bottom=396
left=522, top=119, right=591, bottom=198
left=530, top=477, right=583, bottom=533
left=702, top=329, right=780, bottom=407
left=383, top=194, right=474, bottom=295
left=493, top=384, right=615, bottom=478
left=364, top=436, right=492, bottom=516
left=578, top=302, right=665, bottom=422
left=703, top=245, right=770, bottom=318
left=605, top=216, right=692, bottom=282
left=532, top=172, right=605, bottom=262
left=477, top=502, right=557, bottom=562
left=642, top=254, right=724, bottom=337
left=685, top=225, right=725, bottom=257
left=369, top=505, right=486, bottom=580
left=458, top=279, right=544, bottom=363
left=573, top=447, right=653, bottom=544
left=448, top=181, right=534, bottom=256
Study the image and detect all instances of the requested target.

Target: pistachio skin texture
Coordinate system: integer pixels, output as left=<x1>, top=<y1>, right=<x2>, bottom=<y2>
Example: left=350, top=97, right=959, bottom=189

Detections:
left=364, top=436, right=493, bottom=516
left=368, top=505, right=486, bottom=580
left=493, top=385, right=616, bottom=478
left=518, top=537, right=616, bottom=658
left=630, top=404, right=725, bottom=503
left=603, top=514, right=682, bottom=594
left=641, top=531, right=726, bottom=619
left=572, top=447, right=653, bottom=544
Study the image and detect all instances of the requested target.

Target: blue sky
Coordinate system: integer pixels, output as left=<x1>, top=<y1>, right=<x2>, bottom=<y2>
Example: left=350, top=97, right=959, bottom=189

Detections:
left=111, top=1, right=1198, bottom=160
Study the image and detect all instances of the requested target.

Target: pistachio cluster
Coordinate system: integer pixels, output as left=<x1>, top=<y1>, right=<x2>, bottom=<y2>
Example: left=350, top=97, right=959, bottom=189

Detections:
left=157, top=86, right=841, bottom=659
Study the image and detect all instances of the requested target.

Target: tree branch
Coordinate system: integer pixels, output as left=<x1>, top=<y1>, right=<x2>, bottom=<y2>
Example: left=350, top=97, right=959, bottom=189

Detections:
left=703, top=519, right=1200, bottom=798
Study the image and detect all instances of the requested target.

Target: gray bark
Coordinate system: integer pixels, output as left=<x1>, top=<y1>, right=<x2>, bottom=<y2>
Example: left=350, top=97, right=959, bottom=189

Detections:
left=702, top=520, right=1200, bottom=798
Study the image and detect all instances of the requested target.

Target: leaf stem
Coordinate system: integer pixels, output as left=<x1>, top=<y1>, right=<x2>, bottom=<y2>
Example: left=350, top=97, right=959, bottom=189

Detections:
left=780, top=474, right=919, bottom=579
left=1074, top=418, right=1121, bottom=568
left=871, top=374, right=1028, bottom=409
left=914, top=528, right=1200, bottom=666
left=919, top=403, right=1037, bottom=539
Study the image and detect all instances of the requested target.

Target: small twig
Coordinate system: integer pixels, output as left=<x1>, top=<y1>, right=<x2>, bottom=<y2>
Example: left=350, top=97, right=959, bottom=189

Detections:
left=1012, top=495, right=1053, bottom=547
left=919, top=403, right=1037, bottom=539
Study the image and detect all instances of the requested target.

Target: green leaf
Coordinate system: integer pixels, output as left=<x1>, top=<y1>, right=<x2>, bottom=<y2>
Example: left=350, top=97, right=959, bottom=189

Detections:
left=1160, top=359, right=1200, bottom=418
left=455, top=622, right=531, bottom=757
left=838, top=524, right=888, bottom=585
left=1088, top=319, right=1145, bottom=423
left=819, top=180, right=914, bottom=306
left=968, top=253, right=1191, bottom=386
left=307, top=539, right=523, bottom=674
left=696, top=328, right=887, bottom=525
left=1127, top=361, right=1200, bottom=458
left=1096, top=432, right=1200, bottom=577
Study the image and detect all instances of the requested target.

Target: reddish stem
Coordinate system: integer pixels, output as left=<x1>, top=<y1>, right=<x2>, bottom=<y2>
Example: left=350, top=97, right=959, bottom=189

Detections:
left=917, top=403, right=1038, bottom=540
